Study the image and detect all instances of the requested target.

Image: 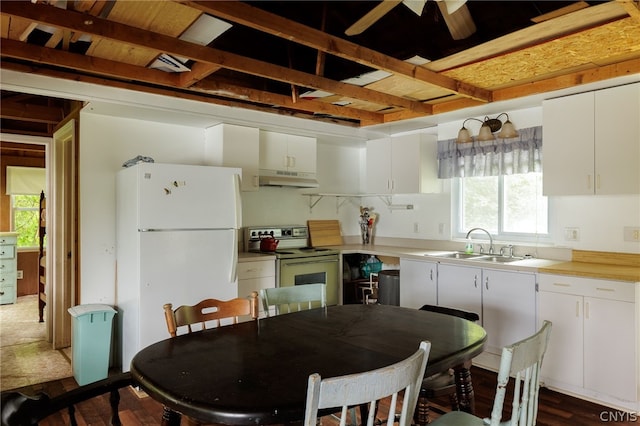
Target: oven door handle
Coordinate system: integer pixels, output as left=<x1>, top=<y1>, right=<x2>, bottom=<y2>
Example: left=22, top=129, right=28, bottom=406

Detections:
left=281, top=259, right=339, bottom=266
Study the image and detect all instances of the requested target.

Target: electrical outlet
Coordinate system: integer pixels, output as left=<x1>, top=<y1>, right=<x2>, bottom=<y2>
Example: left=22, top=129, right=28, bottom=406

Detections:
left=17, top=270, right=23, bottom=279
left=413, top=222, right=419, bottom=233
left=438, top=223, right=445, bottom=234
left=564, top=227, right=580, bottom=241
left=623, top=227, right=640, bottom=242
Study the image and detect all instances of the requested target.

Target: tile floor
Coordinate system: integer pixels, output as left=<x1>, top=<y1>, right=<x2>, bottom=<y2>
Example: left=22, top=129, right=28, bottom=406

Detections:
left=0, top=295, right=73, bottom=391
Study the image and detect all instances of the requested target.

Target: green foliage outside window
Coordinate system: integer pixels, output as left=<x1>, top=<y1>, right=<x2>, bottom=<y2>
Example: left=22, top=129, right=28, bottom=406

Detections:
left=12, top=195, right=41, bottom=248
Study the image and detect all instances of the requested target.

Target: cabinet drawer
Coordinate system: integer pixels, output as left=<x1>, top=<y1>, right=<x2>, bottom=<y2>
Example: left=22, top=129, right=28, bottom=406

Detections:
left=0, top=236, right=17, bottom=245
left=0, top=285, right=16, bottom=304
left=0, top=271, right=17, bottom=287
left=0, top=245, right=16, bottom=260
left=0, top=259, right=17, bottom=273
left=538, top=274, right=636, bottom=302
left=238, top=260, right=275, bottom=280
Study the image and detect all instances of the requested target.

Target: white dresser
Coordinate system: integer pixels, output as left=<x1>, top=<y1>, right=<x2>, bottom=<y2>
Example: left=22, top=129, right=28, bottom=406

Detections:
left=0, top=232, right=18, bottom=305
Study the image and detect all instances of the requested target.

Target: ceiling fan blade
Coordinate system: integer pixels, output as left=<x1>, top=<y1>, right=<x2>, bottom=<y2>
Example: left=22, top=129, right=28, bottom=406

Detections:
left=443, top=0, right=467, bottom=15
left=437, top=2, right=476, bottom=40
left=402, top=0, right=427, bottom=16
left=345, top=0, right=403, bottom=36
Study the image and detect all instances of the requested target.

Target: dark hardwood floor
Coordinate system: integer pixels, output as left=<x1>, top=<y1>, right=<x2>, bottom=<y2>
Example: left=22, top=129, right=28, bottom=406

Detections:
left=8, top=366, right=638, bottom=425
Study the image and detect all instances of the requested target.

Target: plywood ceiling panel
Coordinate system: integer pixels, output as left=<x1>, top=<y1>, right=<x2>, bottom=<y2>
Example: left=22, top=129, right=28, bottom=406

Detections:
left=443, top=18, right=640, bottom=89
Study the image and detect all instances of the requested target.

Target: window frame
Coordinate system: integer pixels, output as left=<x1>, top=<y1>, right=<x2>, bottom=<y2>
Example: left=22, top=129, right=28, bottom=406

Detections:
left=452, top=173, right=551, bottom=244
left=11, top=194, right=41, bottom=249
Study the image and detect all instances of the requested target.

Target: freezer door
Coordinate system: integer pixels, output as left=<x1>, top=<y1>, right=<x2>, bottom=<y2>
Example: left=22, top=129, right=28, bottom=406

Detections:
left=137, top=229, right=238, bottom=357
left=134, top=163, right=241, bottom=230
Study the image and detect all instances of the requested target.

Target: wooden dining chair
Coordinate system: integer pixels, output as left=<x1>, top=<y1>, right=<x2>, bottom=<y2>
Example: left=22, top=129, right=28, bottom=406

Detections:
left=163, top=291, right=259, bottom=337
left=161, top=291, right=259, bottom=426
left=429, top=320, right=552, bottom=426
left=414, top=304, right=480, bottom=425
left=304, top=341, right=431, bottom=426
left=260, top=283, right=326, bottom=317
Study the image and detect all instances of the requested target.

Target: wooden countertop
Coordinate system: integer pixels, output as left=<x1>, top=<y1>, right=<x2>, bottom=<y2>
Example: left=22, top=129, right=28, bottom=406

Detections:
left=334, top=245, right=640, bottom=283
left=238, top=251, right=275, bottom=262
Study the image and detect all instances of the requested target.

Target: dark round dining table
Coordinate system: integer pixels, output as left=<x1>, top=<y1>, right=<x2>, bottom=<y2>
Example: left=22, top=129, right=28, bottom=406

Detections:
left=130, top=303, right=486, bottom=425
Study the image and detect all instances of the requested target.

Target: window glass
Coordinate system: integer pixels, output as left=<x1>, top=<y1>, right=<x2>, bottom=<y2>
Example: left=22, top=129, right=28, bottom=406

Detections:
left=456, top=172, right=548, bottom=241
left=12, top=195, right=41, bottom=248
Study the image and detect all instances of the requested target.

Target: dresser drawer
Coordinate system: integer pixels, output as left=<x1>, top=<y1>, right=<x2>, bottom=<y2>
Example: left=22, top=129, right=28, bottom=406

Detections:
left=0, top=245, right=16, bottom=260
left=0, top=271, right=17, bottom=286
left=238, top=260, right=275, bottom=280
left=0, top=285, right=17, bottom=304
left=0, top=236, right=17, bottom=245
left=0, top=259, right=16, bottom=273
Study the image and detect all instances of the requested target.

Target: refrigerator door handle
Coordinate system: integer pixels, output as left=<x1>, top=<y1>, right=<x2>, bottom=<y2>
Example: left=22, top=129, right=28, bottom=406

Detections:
left=230, top=229, right=238, bottom=283
left=234, top=174, right=242, bottom=229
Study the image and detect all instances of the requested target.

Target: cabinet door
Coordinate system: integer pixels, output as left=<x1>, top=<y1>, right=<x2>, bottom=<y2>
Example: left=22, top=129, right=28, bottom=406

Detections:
left=584, top=296, right=637, bottom=401
left=399, top=259, right=437, bottom=308
left=366, top=138, right=392, bottom=193
left=595, top=83, right=640, bottom=194
left=391, top=134, right=421, bottom=193
left=286, top=134, right=316, bottom=173
left=538, top=291, right=583, bottom=389
left=542, top=92, right=595, bottom=195
left=259, top=131, right=288, bottom=170
left=437, top=264, right=482, bottom=321
left=482, top=269, right=536, bottom=354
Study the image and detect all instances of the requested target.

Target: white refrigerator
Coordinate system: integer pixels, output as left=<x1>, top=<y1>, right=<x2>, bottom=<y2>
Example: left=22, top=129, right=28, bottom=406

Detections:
left=116, top=163, right=242, bottom=371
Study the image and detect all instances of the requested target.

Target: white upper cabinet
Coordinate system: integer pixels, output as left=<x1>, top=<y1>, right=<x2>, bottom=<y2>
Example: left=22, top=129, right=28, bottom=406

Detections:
left=543, top=83, right=640, bottom=195
left=205, top=124, right=260, bottom=192
left=259, top=130, right=316, bottom=174
left=366, top=133, right=439, bottom=194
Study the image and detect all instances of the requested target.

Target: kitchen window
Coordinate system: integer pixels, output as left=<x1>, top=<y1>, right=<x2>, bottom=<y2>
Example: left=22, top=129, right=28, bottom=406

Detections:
left=453, top=172, right=549, bottom=242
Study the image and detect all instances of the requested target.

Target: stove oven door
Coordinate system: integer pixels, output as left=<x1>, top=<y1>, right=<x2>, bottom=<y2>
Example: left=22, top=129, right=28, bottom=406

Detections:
left=278, top=255, right=339, bottom=306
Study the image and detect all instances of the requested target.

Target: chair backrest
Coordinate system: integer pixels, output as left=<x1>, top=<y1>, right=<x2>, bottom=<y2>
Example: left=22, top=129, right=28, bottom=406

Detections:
left=260, top=284, right=326, bottom=317
left=418, top=304, right=480, bottom=322
left=163, top=291, right=259, bottom=337
left=304, top=341, right=431, bottom=426
left=488, top=320, right=552, bottom=426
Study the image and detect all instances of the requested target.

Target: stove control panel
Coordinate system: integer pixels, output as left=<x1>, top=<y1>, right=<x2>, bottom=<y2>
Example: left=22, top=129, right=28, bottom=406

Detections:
left=245, top=225, right=309, bottom=251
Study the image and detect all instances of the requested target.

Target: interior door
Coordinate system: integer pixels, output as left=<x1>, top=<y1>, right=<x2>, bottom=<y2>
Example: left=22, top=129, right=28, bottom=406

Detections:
left=51, top=119, right=76, bottom=349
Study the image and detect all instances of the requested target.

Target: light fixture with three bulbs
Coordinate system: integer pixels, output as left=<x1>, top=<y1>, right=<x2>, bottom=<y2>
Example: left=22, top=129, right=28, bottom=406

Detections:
left=456, top=113, right=518, bottom=143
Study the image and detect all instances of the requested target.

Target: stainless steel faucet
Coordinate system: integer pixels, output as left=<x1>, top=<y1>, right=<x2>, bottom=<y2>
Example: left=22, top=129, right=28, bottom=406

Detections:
left=465, top=228, right=494, bottom=254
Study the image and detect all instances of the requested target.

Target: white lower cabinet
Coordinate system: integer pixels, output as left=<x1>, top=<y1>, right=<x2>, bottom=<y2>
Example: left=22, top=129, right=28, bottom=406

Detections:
left=437, top=264, right=537, bottom=356
left=237, top=259, right=275, bottom=318
left=437, top=263, right=482, bottom=321
left=539, top=274, right=638, bottom=410
left=399, top=259, right=437, bottom=309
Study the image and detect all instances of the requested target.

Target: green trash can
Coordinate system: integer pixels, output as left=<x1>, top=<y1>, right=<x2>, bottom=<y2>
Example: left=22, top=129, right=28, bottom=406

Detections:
left=67, top=304, right=117, bottom=386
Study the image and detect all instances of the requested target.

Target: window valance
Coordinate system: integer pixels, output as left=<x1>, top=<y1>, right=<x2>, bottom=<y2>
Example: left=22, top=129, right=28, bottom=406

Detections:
left=437, top=126, right=542, bottom=178
left=5, top=166, right=46, bottom=195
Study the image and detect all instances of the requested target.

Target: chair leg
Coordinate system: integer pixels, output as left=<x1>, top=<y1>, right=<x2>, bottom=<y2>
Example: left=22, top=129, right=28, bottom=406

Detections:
left=448, top=390, right=460, bottom=412
left=161, top=405, right=181, bottom=426
left=413, top=388, right=432, bottom=425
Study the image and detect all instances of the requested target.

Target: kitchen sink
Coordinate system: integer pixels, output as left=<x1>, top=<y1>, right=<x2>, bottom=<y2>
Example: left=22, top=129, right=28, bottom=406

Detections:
left=426, top=252, right=487, bottom=260
left=426, top=252, right=525, bottom=263
left=476, top=255, right=525, bottom=263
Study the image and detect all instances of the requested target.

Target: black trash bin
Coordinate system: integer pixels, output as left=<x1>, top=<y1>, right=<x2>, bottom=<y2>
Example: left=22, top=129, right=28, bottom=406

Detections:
left=378, top=270, right=400, bottom=306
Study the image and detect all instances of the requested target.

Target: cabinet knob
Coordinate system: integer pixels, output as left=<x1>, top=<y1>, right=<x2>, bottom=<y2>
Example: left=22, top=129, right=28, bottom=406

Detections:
left=0, top=291, right=4, bottom=296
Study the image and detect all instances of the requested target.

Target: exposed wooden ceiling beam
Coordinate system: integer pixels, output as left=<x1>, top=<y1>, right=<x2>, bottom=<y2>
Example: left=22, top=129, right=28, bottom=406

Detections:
left=0, top=100, right=64, bottom=124
left=185, top=0, right=492, bottom=103
left=0, top=1, right=432, bottom=115
left=1, top=38, right=383, bottom=125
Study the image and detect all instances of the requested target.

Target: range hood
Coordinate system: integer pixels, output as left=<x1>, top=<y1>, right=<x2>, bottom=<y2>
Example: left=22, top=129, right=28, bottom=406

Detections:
left=259, top=169, right=319, bottom=188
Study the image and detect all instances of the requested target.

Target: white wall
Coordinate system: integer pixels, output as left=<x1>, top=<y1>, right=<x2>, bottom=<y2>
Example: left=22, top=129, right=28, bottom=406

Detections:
left=79, top=106, right=207, bottom=304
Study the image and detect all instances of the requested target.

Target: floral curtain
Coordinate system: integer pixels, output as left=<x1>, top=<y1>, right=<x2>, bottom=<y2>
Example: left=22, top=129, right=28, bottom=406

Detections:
left=437, top=125, right=542, bottom=178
